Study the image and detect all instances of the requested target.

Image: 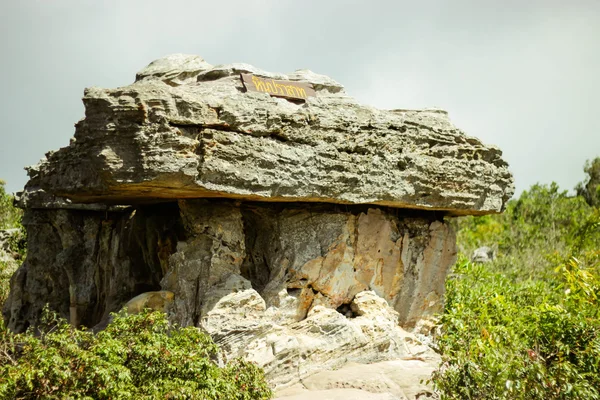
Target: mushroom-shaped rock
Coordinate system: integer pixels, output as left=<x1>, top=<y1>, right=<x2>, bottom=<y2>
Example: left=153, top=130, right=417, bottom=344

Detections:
left=4, top=56, right=513, bottom=391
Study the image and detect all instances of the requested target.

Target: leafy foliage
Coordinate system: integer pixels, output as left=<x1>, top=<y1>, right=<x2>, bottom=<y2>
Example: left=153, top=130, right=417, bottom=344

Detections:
left=433, top=254, right=600, bottom=399
left=576, top=157, right=600, bottom=208
left=432, top=167, right=600, bottom=399
left=0, top=179, right=22, bottom=230
left=456, top=183, right=596, bottom=281
left=0, top=179, right=26, bottom=308
left=0, top=309, right=273, bottom=399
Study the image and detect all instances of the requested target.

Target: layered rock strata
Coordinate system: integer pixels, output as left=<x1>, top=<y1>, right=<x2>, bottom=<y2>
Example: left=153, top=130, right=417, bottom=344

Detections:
left=20, top=54, right=513, bottom=215
left=3, top=200, right=449, bottom=388
left=3, top=55, right=513, bottom=390
left=4, top=201, right=454, bottom=332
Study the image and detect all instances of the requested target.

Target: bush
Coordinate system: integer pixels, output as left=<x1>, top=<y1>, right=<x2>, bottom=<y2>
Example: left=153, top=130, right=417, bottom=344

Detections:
left=432, top=255, right=600, bottom=399
left=0, top=178, right=26, bottom=308
left=0, top=309, right=273, bottom=399
left=0, top=179, right=22, bottom=230
left=1, top=234, right=26, bottom=309
left=456, top=183, right=595, bottom=280
left=432, top=181, right=600, bottom=399
left=576, top=157, right=600, bottom=208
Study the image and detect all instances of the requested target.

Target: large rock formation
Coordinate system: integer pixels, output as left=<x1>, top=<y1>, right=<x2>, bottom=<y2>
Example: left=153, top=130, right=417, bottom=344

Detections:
left=20, top=54, right=512, bottom=215
left=3, top=54, right=513, bottom=393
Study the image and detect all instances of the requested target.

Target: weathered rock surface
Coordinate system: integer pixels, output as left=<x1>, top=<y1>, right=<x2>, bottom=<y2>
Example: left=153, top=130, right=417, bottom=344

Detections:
left=3, top=55, right=515, bottom=393
left=20, top=54, right=513, bottom=215
left=274, top=358, right=438, bottom=400
left=160, top=201, right=457, bottom=329
left=124, top=290, right=174, bottom=314
left=4, top=201, right=455, bottom=332
left=471, top=246, right=496, bottom=263
left=3, top=199, right=448, bottom=388
left=4, top=204, right=180, bottom=332
left=201, top=282, right=439, bottom=389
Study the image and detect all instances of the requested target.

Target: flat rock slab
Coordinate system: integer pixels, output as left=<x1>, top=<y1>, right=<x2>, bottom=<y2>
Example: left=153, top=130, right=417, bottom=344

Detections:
left=276, top=388, right=402, bottom=400
left=275, top=359, right=438, bottom=400
left=21, top=54, right=513, bottom=215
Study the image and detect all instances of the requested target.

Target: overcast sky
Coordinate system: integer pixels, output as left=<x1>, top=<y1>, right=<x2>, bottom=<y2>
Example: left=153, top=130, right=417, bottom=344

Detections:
left=1, top=1, right=599, bottom=196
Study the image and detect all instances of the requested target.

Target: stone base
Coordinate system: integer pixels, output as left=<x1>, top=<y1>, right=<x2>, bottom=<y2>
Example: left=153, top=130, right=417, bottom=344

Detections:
left=201, top=282, right=439, bottom=388
left=3, top=199, right=455, bottom=333
left=275, top=358, right=438, bottom=400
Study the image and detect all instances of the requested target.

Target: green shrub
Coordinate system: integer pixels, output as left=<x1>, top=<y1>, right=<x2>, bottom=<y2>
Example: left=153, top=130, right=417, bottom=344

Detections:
left=432, top=255, right=600, bottom=399
left=0, top=179, right=22, bottom=230
left=0, top=309, right=272, bottom=399
left=0, top=179, right=26, bottom=309
left=432, top=182, right=600, bottom=399
left=456, top=183, right=595, bottom=280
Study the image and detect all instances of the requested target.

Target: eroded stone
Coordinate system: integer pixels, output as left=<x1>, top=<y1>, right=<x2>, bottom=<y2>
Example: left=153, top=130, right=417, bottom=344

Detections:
left=19, top=54, right=513, bottom=215
left=3, top=54, right=514, bottom=394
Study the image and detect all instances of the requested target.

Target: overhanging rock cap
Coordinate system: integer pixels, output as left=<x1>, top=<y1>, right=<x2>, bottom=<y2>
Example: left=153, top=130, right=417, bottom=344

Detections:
left=21, top=54, right=514, bottom=216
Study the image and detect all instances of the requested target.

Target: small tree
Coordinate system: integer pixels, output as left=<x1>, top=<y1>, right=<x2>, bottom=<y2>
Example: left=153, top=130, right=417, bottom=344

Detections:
left=576, top=157, right=600, bottom=208
left=0, top=179, right=22, bottom=230
left=0, top=179, right=25, bottom=308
